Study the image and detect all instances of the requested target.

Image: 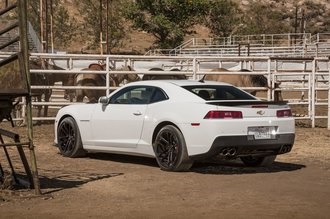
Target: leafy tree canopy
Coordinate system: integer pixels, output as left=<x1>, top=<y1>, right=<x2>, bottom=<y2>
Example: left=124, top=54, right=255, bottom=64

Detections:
left=74, top=0, right=127, bottom=53
left=124, top=0, right=208, bottom=49
left=205, top=0, right=241, bottom=38
left=238, top=2, right=291, bottom=35
left=297, top=0, right=330, bottom=34
left=27, top=0, right=79, bottom=50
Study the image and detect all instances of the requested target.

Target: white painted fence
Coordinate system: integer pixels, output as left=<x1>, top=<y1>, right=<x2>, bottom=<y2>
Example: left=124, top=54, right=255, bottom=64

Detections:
left=146, top=33, right=330, bottom=57
left=4, top=53, right=329, bottom=129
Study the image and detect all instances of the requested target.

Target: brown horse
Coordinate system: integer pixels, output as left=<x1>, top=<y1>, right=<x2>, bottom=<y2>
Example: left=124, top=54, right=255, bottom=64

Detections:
left=29, top=59, right=74, bottom=115
left=142, top=67, right=187, bottom=80
left=74, top=63, right=140, bottom=103
left=10, top=59, right=72, bottom=125
left=203, top=68, right=282, bottom=101
left=111, top=65, right=141, bottom=86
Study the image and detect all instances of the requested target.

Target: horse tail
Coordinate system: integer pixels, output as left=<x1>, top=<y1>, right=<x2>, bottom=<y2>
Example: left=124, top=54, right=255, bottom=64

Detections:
left=250, top=75, right=268, bottom=87
left=199, top=74, right=206, bottom=82
left=127, top=65, right=133, bottom=71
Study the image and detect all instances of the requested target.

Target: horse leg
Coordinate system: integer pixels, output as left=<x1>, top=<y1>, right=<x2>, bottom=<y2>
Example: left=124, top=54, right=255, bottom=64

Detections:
left=34, top=95, right=42, bottom=125
left=76, top=95, right=84, bottom=102
left=64, top=74, right=76, bottom=102
left=64, top=90, right=75, bottom=102
left=76, top=90, right=84, bottom=102
left=301, top=75, right=306, bottom=101
left=75, top=81, right=84, bottom=102
left=43, top=89, right=51, bottom=118
left=68, top=92, right=75, bottom=102
left=36, top=95, right=42, bottom=118
left=85, top=82, right=101, bottom=103
left=274, top=91, right=283, bottom=101
left=76, top=88, right=85, bottom=102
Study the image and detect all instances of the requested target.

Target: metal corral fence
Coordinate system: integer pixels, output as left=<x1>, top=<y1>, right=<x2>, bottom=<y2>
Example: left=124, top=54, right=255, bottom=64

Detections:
left=0, top=53, right=329, bottom=129
left=146, top=33, right=330, bottom=57
left=147, top=42, right=330, bottom=57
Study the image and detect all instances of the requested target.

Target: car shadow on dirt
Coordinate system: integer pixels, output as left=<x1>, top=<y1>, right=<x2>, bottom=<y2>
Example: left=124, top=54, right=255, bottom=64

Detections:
left=86, top=153, right=305, bottom=175
left=191, top=159, right=306, bottom=174
left=87, top=153, right=159, bottom=167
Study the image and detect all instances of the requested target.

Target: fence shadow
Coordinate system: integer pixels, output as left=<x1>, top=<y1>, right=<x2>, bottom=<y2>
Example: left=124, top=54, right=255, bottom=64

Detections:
left=37, top=171, right=123, bottom=194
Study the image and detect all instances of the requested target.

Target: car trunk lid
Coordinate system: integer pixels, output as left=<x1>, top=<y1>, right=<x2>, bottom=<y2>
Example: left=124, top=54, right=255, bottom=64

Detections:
left=206, top=100, right=291, bottom=118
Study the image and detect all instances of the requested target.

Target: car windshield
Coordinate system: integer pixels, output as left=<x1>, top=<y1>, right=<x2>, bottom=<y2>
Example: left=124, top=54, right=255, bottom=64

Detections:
left=182, top=85, right=256, bottom=100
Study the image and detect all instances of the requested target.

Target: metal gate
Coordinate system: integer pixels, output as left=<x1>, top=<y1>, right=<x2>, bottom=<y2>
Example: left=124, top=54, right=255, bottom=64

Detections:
left=0, top=0, right=40, bottom=194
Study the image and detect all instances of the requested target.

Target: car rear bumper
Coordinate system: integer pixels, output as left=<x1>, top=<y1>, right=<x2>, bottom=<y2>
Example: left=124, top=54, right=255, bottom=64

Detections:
left=190, top=133, right=295, bottom=160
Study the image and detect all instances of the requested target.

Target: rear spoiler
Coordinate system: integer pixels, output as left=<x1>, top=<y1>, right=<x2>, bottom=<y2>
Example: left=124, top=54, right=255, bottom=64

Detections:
left=207, top=101, right=288, bottom=106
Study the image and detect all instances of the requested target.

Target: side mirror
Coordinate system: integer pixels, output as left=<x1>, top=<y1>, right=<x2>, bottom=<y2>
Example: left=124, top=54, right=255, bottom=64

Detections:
left=99, top=96, right=109, bottom=105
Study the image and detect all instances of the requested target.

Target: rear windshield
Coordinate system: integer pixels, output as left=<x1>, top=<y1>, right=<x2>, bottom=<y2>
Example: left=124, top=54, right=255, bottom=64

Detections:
left=182, top=85, right=256, bottom=100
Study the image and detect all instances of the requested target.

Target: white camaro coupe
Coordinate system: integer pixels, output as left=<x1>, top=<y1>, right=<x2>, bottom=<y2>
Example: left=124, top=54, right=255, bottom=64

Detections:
left=54, top=80, right=295, bottom=171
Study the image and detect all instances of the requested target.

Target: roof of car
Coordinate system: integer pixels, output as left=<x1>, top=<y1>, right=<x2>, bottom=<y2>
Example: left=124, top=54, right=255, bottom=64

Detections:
left=127, top=80, right=232, bottom=87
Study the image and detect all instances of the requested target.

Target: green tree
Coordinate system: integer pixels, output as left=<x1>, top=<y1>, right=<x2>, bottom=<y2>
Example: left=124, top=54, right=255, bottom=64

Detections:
left=238, top=2, right=290, bottom=35
left=124, top=0, right=208, bottom=49
left=75, top=0, right=126, bottom=53
left=27, top=0, right=79, bottom=50
left=295, top=1, right=330, bottom=34
left=53, top=5, right=79, bottom=48
left=205, top=0, right=241, bottom=38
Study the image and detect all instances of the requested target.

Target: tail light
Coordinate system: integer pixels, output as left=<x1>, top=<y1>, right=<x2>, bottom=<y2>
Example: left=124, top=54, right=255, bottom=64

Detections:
left=277, top=109, right=292, bottom=117
left=204, top=110, right=243, bottom=119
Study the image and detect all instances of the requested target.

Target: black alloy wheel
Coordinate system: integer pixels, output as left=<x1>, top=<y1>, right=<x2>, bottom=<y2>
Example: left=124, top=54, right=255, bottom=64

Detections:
left=153, top=125, right=192, bottom=171
left=57, top=117, right=86, bottom=158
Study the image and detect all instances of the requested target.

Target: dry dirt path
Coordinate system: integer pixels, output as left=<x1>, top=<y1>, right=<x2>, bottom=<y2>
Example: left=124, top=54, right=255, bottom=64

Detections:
left=0, top=124, right=330, bottom=219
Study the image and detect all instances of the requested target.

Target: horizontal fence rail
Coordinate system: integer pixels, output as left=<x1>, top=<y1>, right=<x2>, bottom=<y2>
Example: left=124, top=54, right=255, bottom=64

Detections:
left=146, top=33, right=330, bottom=57
left=147, top=44, right=330, bottom=57
left=0, top=52, right=329, bottom=128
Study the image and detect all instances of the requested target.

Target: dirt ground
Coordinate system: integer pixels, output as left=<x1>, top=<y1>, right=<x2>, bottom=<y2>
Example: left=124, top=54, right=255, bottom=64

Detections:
left=0, top=122, right=330, bottom=219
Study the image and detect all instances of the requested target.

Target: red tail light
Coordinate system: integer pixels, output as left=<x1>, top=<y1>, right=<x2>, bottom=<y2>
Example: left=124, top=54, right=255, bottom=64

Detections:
left=277, top=109, right=292, bottom=117
left=204, top=110, right=243, bottom=119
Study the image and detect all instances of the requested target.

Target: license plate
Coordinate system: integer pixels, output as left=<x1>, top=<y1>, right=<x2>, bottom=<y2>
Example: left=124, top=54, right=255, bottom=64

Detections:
left=248, top=126, right=276, bottom=140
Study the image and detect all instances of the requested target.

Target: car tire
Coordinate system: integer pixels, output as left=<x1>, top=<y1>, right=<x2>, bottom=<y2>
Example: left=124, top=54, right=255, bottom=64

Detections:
left=240, top=155, right=276, bottom=167
left=153, top=125, right=193, bottom=172
left=57, top=117, right=86, bottom=158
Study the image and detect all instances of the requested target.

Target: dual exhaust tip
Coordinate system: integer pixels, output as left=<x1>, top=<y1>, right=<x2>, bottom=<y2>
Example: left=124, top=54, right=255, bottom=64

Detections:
left=219, top=145, right=292, bottom=157
left=220, top=147, right=237, bottom=157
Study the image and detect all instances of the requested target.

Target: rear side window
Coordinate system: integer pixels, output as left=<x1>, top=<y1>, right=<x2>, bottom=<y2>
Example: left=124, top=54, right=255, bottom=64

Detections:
left=183, top=85, right=256, bottom=100
left=150, top=88, right=168, bottom=103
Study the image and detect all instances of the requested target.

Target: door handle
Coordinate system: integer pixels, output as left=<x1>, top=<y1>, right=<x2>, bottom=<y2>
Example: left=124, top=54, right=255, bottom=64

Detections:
left=133, top=111, right=142, bottom=116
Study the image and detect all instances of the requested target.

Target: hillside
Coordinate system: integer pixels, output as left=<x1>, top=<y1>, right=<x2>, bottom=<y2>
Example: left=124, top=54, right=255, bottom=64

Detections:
left=2, top=0, right=329, bottom=54
left=103, top=0, right=330, bottom=54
